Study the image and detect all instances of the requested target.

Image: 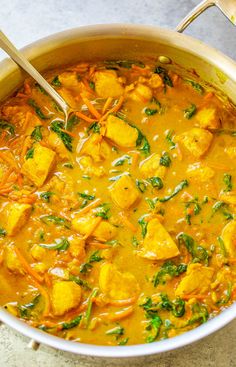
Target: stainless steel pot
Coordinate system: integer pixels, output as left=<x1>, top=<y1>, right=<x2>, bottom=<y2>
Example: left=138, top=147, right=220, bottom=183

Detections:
left=0, top=0, right=236, bottom=358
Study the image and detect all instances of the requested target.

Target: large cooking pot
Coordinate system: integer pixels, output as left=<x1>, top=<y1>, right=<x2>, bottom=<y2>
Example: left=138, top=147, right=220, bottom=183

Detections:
left=0, top=0, right=236, bottom=358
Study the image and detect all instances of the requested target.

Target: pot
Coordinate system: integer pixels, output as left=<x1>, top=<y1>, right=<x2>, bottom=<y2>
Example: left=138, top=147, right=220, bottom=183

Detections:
left=0, top=0, right=236, bottom=358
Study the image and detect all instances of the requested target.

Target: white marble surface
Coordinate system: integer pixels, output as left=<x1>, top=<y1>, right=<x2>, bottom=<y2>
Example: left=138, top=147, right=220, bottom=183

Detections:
left=0, top=0, right=236, bottom=366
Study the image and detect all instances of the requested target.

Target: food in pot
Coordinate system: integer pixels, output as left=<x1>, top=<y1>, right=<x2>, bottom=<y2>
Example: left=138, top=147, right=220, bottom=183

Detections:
left=0, top=60, right=235, bottom=345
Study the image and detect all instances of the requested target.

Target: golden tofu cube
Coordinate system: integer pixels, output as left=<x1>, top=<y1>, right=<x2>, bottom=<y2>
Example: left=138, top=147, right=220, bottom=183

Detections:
left=110, top=175, right=140, bottom=209
left=69, top=236, right=86, bottom=260
left=225, top=146, right=236, bottom=159
left=79, top=156, right=106, bottom=178
left=72, top=214, right=117, bottom=241
left=105, top=115, right=139, bottom=148
left=5, top=246, right=25, bottom=275
left=30, top=244, right=47, bottom=261
left=195, top=107, right=220, bottom=129
left=148, top=74, right=163, bottom=89
left=94, top=70, right=124, bottom=98
left=5, top=202, right=32, bottom=236
left=80, top=134, right=111, bottom=162
left=47, top=131, right=70, bottom=160
left=52, top=281, right=82, bottom=316
left=99, top=263, right=139, bottom=300
left=128, top=83, right=152, bottom=102
left=219, top=192, right=236, bottom=205
left=186, top=162, right=215, bottom=182
left=221, top=220, right=236, bottom=258
left=58, top=71, right=81, bottom=90
left=175, top=263, right=214, bottom=297
left=139, top=218, right=180, bottom=260
left=176, top=128, right=213, bottom=158
left=139, top=153, right=166, bottom=179
left=22, top=143, right=56, bottom=187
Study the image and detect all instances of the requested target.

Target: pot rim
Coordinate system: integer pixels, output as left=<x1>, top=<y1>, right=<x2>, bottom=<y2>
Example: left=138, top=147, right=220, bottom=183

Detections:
left=0, top=23, right=235, bottom=358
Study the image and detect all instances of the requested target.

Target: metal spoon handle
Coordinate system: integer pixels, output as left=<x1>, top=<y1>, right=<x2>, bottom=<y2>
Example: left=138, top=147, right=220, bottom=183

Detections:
left=0, top=30, right=69, bottom=115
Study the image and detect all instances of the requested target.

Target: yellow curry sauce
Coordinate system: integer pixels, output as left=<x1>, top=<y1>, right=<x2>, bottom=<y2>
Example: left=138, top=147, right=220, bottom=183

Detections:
left=0, top=60, right=236, bottom=346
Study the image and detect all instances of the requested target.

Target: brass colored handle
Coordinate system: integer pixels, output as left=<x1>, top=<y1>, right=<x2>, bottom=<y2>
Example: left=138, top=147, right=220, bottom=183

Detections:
left=176, top=0, right=236, bottom=33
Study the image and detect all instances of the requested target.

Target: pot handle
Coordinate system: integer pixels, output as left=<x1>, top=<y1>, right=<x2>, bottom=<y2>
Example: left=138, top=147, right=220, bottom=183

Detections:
left=176, top=0, right=235, bottom=33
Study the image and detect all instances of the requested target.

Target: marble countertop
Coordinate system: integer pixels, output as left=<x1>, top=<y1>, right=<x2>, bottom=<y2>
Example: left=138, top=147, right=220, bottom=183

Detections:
left=0, top=0, right=235, bottom=366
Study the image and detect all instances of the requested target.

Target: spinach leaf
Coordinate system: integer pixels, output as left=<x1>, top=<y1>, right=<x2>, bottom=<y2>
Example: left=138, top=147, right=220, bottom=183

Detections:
left=147, top=177, right=163, bottom=189
left=154, top=66, right=173, bottom=88
left=78, top=192, right=95, bottom=208
left=80, top=251, right=103, bottom=274
left=113, top=155, right=131, bottom=166
left=217, top=236, right=227, bottom=257
left=160, top=152, right=171, bottom=167
left=87, top=122, right=100, bottom=134
left=50, top=121, right=73, bottom=151
left=25, top=147, right=34, bottom=160
left=31, top=126, right=43, bottom=141
left=158, top=180, right=188, bottom=202
left=28, top=99, right=49, bottom=120
left=136, top=179, right=147, bottom=193
left=94, top=203, right=110, bottom=220
left=40, top=191, right=54, bottom=203
left=216, top=282, right=232, bottom=305
left=39, top=237, right=70, bottom=251
left=184, top=104, right=197, bottom=119
left=0, top=120, right=15, bottom=135
left=118, top=337, right=129, bottom=345
left=184, top=197, right=201, bottom=225
left=69, top=275, right=91, bottom=290
left=185, top=79, right=204, bottom=94
left=144, top=108, right=158, bottom=116
left=18, top=294, right=41, bottom=319
left=84, top=288, right=99, bottom=326
left=186, top=303, right=208, bottom=326
left=178, top=232, right=209, bottom=265
left=140, top=297, right=163, bottom=343
left=165, top=130, right=176, bottom=149
left=138, top=215, right=148, bottom=238
left=152, top=261, right=187, bottom=287
left=40, top=214, right=71, bottom=229
left=51, top=75, right=61, bottom=87
left=106, top=326, right=124, bottom=336
left=61, top=315, right=82, bottom=330
left=223, top=173, right=232, bottom=192
left=105, top=60, right=145, bottom=69
left=67, top=114, right=79, bottom=131
left=0, top=228, right=6, bottom=237
left=159, top=294, right=185, bottom=317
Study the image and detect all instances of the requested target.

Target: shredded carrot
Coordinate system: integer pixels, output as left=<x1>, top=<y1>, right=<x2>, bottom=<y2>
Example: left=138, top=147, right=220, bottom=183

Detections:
left=80, top=94, right=101, bottom=119
left=82, top=217, right=102, bottom=240
left=88, top=66, right=96, bottom=78
left=60, top=128, right=77, bottom=138
left=181, top=294, right=206, bottom=300
left=14, top=246, right=44, bottom=283
left=30, top=278, right=51, bottom=316
left=176, top=143, right=183, bottom=161
left=76, top=198, right=102, bottom=216
left=75, top=111, right=97, bottom=123
left=20, top=135, right=32, bottom=163
left=22, top=111, right=31, bottom=132
left=119, top=212, right=137, bottom=233
left=172, top=74, right=179, bottom=86
left=1, top=168, right=14, bottom=185
left=0, top=151, right=18, bottom=169
left=17, top=173, right=23, bottom=187
left=130, top=151, right=140, bottom=169
left=16, top=92, right=28, bottom=98
left=204, top=92, right=214, bottom=100
left=102, top=97, right=113, bottom=115
left=109, top=297, right=136, bottom=307
left=24, top=81, right=32, bottom=95
left=181, top=191, right=194, bottom=201
left=100, top=95, right=125, bottom=122
left=82, top=79, right=95, bottom=94
left=0, top=249, right=4, bottom=265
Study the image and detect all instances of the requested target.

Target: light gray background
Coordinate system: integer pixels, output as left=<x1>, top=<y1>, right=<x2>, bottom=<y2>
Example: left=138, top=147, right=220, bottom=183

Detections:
left=0, top=0, right=235, bottom=366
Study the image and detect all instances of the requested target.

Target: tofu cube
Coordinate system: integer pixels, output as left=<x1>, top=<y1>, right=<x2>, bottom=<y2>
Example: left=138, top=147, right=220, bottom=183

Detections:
left=30, top=244, right=47, bottom=261
left=105, top=115, right=139, bottom=148
left=47, top=131, right=70, bottom=160
left=225, top=146, right=236, bottom=159
left=5, top=202, right=32, bottom=236
left=221, top=220, right=236, bottom=258
left=175, top=263, right=214, bottom=297
left=69, top=236, right=86, bottom=260
left=139, top=218, right=180, bottom=260
left=5, top=246, right=25, bottom=275
left=195, top=107, right=220, bottom=129
left=128, top=83, right=152, bottom=102
left=176, top=128, right=213, bottom=158
left=139, top=153, right=166, bottom=179
left=219, top=192, right=236, bottom=205
left=110, top=174, right=140, bottom=209
left=79, top=156, right=106, bottom=177
left=99, top=263, right=139, bottom=300
left=52, top=281, right=82, bottom=316
left=186, top=162, right=215, bottom=182
left=72, top=214, right=117, bottom=241
left=80, top=134, right=111, bottom=162
left=22, top=143, right=56, bottom=187
left=94, top=70, right=124, bottom=98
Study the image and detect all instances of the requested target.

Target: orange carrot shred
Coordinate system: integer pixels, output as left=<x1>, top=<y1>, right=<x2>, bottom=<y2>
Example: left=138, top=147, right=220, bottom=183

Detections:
left=14, top=246, right=44, bottom=283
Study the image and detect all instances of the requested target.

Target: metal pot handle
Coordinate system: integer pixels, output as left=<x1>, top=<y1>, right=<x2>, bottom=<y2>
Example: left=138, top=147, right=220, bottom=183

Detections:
left=176, top=0, right=236, bottom=33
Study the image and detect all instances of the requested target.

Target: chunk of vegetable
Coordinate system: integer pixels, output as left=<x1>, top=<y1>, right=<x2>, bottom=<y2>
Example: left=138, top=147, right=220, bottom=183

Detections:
left=99, top=263, right=139, bottom=300
left=105, top=115, right=139, bottom=148
left=138, top=218, right=180, bottom=260
left=221, top=220, right=236, bottom=258
left=80, top=134, right=111, bottom=162
left=22, top=143, right=56, bottom=187
left=94, top=70, right=124, bottom=98
left=69, top=237, right=86, bottom=260
left=47, top=131, right=70, bottom=160
left=4, top=202, right=32, bottom=236
left=176, top=128, right=213, bottom=158
left=128, top=83, right=152, bottom=103
left=52, top=281, right=82, bottom=316
left=186, top=162, right=215, bottom=182
left=195, top=107, right=220, bottom=129
left=110, top=175, right=140, bottom=209
left=79, top=156, right=106, bottom=178
left=175, top=263, right=214, bottom=297
left=5, top=246, right=25, bottom=275
left=72, top=214, right=117, bottom=241
left=139, top=153, right=166, bottom=179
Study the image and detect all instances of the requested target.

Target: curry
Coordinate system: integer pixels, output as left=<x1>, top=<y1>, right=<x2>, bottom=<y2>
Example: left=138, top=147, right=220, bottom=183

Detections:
left=0, top=59, right=236, bottom=346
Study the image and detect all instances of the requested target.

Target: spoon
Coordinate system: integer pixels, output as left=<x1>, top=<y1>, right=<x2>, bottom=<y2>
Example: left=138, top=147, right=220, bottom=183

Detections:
left=0, top=30, right=71, bottom=124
